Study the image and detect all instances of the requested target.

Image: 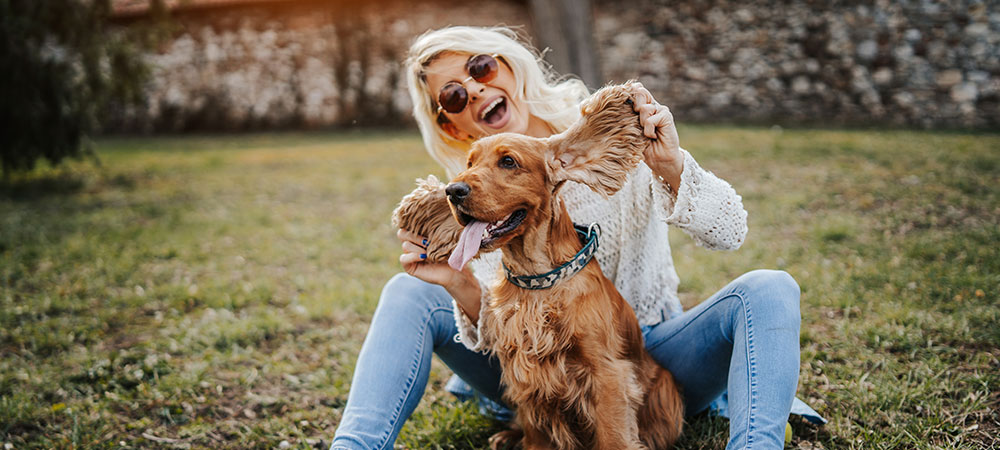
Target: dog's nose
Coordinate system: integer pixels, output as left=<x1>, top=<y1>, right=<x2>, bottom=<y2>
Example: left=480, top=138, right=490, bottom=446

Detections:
left=445, top=182, right=471, bottom=205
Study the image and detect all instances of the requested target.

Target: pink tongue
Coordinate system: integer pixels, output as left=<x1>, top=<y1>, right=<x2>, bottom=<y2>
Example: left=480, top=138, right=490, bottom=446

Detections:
left=448, top=221, right=489, bottom=271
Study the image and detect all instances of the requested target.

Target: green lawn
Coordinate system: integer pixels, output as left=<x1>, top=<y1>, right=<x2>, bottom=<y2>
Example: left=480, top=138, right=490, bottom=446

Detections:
left=1, top=126, right=997, bottom=449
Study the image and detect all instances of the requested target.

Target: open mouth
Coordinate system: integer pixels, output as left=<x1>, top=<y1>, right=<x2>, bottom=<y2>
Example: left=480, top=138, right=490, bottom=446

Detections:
left=479, top=96, right=509, bottom=128
left=449, top=208, right=527, bottom=271
left=482, top=208, right=526, bottom=245
left=458, top=208, right=527, bottom=246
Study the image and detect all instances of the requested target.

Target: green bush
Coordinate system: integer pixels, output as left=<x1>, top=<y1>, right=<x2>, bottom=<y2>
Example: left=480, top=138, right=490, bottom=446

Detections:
left=0, top=0, right=165, bottom=176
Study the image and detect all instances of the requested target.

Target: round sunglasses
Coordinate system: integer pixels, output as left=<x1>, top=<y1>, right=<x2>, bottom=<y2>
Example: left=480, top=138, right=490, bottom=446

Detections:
left=435, top=54, right=502, bottom=115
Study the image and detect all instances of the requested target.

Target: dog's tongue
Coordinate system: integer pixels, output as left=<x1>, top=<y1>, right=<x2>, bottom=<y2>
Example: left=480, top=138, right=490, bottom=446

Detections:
left=448, top=220, right=489, bottom=271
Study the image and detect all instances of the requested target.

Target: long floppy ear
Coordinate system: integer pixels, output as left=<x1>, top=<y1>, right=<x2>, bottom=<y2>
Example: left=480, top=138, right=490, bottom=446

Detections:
left=391, top=175, right=463, bottom=263
left=546, top=83, right=647, bottom=196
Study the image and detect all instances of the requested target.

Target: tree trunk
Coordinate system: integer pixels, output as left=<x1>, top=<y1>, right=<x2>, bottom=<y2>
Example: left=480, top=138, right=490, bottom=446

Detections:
left=528, top=0, right=602, bottom=90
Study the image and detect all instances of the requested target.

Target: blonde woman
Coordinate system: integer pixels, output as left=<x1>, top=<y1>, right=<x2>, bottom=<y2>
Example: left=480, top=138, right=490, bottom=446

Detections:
left=331, top=26, right=822, bottom=450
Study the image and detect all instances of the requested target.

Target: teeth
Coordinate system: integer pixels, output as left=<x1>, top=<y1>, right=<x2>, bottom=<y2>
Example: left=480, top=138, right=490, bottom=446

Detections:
left=480, top=97, right=503, bottom=120
left=484, top=213, right=512, bottom=236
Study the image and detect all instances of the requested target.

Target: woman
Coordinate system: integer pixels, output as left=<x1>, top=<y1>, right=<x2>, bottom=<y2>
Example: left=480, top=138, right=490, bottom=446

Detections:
left=332, top=26, right=820, bottom=450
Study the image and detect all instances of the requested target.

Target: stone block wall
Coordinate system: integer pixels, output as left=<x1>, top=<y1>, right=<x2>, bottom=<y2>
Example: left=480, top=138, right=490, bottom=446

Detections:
left=109, top=0, right=1000, bottom=131
left=108, top=0, right=531, bottom=131
left=596, top=0, right=999, bottom=128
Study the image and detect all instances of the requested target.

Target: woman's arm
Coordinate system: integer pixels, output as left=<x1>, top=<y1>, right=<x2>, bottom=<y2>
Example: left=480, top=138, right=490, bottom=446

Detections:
left=445, top=269, right=482, bottom=323
left=398, top=228, right=483, bottom=321
left=398, top=227, right=492, bottom=350
left=630, top=84, right=748, bottom=250
left=450, top=276, right=494, bottom=352
left=631, top=83, right=683, bottom=193
left=658, top=150, right=748, bottom=250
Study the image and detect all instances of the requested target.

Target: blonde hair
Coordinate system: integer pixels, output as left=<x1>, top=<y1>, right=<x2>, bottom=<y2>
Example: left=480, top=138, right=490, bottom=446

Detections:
left=405, top=26, right=590, bottom=178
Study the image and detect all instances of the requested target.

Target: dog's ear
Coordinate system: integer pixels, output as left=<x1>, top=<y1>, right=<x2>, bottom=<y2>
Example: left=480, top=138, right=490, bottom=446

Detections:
left=545, top=84, right=647, bottom=196
left=391, top=175, right=463, bottom=263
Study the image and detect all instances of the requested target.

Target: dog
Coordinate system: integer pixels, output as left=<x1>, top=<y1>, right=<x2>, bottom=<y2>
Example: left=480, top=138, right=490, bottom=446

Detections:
left=393, top=84, right=684, bottom=450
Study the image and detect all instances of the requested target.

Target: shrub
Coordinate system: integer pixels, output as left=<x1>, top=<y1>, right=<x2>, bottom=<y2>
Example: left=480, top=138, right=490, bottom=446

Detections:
left=0, top=0, right=165, bottom=176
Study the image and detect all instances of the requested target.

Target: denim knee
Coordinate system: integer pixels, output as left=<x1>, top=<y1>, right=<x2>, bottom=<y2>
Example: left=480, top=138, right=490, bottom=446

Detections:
left=373, top=273, right=443, bottom=321
left=733, top=269, right=801, bottom=330
left=374, top=273, right=454, bottom=344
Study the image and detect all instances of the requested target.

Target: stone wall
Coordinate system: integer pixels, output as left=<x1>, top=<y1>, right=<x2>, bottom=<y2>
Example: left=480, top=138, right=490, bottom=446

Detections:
left=596, top=0, right=1000, bottom=128
left=110, top=0, right=1000, bottom=131
left=108, top=0, right=532, bottom=132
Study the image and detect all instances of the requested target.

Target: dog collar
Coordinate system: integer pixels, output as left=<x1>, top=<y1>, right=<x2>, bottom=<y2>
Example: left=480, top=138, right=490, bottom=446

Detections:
left=503, top=223, right=601, bottom=290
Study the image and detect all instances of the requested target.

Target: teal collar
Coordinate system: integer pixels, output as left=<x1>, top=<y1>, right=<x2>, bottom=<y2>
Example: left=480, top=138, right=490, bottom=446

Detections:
left=503, top=223, right=601, bottom=290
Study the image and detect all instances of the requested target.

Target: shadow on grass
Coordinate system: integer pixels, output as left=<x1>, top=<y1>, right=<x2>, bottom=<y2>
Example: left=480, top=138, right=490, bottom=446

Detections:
left=0, top=172, right=87, bottom=200
left=790, top=414, right=846, bottom=448
left=0, top=157, right=143, bottom=201
left=673, top=411, right=842, bottom=449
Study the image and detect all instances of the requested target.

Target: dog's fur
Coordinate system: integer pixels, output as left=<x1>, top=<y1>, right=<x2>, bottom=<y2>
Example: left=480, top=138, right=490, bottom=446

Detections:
left=391, top=175, right=464, bottom=262
left=393, top=84, right=684, bottom=450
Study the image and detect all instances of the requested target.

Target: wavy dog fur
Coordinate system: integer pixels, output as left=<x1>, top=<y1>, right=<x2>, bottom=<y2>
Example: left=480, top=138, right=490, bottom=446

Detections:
left=392, top=175, right=463, bottom=263
left=394, top=84, right=684, bottom=449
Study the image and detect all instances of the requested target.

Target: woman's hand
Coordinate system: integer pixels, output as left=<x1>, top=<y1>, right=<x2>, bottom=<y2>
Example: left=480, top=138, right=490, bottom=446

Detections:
left=630, top=82, right=684, bottom=191
left=397, top=228, right=483, bottom=322
left=398, top=228, right=459, bottom=287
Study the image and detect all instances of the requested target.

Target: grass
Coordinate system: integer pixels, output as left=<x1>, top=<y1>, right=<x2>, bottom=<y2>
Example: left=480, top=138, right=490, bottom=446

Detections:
left=1, top=126, right=998, bottom=449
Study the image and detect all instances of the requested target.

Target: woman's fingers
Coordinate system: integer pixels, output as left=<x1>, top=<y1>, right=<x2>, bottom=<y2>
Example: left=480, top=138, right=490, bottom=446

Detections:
left=632, top=83, right=670, bottom=139
left=397, top=228, right=459, bottom=287
left=648, top=110, right=680, bottom=153
left=396, top=228, right=428, bottom=248
left=638, top=103, right=657, bottom=117
left=631, top=85, right=682, bottom=159
left=398, top=228, right=429, bottom=277
left=399, top=257, right=457, bottom=287
left=638, top=102, right=674, bottom=140
left=648, top=107, right=674, bottom=132
left=638, top=100, right=674, bottom=139
left=396, top=228, right=420, bottom=243
left=637, top=104, right=658, bottom=138
left=401, top=240, right=426, bottom=255
left=630, top=82, right=654, bottom=109
left=400, top=251, right=424, bottom=266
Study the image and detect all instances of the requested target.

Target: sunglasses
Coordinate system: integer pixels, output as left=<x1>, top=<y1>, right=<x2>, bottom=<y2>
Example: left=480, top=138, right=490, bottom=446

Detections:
left=435, top=54, right=501, bottom=115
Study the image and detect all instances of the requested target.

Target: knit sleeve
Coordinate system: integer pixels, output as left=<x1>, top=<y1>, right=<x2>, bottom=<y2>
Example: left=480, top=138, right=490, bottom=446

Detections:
left=652, top=148, right=748, bottom=250
left=452, top=277, right=492, bottom=352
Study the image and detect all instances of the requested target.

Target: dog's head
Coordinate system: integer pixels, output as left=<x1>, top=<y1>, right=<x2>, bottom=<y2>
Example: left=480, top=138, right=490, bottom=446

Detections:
left=391, top=175, right=464, bottom=264
left=445, top=83, right=647, bottom=269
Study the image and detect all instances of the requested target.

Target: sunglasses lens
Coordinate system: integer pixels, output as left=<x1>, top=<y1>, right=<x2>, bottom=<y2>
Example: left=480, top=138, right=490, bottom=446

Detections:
left=436, top=55, right=499, bottom=115
left=438, top=82, right=468, bottom=113
left=467, top=54, right=499, bottom=83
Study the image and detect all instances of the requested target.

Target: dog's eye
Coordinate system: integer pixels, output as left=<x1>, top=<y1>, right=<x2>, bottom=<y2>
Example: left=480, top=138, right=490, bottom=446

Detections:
left=499, top=155, right=518, bottom=169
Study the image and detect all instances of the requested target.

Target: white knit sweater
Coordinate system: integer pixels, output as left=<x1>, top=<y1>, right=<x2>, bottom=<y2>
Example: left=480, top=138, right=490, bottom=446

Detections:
left=455, top=149, right=748, bottom=352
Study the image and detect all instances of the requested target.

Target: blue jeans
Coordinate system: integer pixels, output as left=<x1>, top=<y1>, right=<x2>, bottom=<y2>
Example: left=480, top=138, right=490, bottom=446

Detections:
left=332, top=270, right=802, bottom=450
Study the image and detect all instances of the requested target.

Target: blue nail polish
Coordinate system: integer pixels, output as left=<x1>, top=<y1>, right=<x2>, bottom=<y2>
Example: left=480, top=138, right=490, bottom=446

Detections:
left=420, top=253, right=426, bottom=259
left=422, top=239, right=428, bottom=246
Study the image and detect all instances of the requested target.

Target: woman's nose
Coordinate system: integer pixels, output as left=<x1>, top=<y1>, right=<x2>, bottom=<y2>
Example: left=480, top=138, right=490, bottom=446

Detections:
left=465, top=80, right=487, bottom=100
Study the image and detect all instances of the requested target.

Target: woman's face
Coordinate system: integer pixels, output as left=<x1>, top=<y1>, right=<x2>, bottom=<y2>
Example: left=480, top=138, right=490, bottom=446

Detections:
left=424, top=52, right=540, bottom=140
